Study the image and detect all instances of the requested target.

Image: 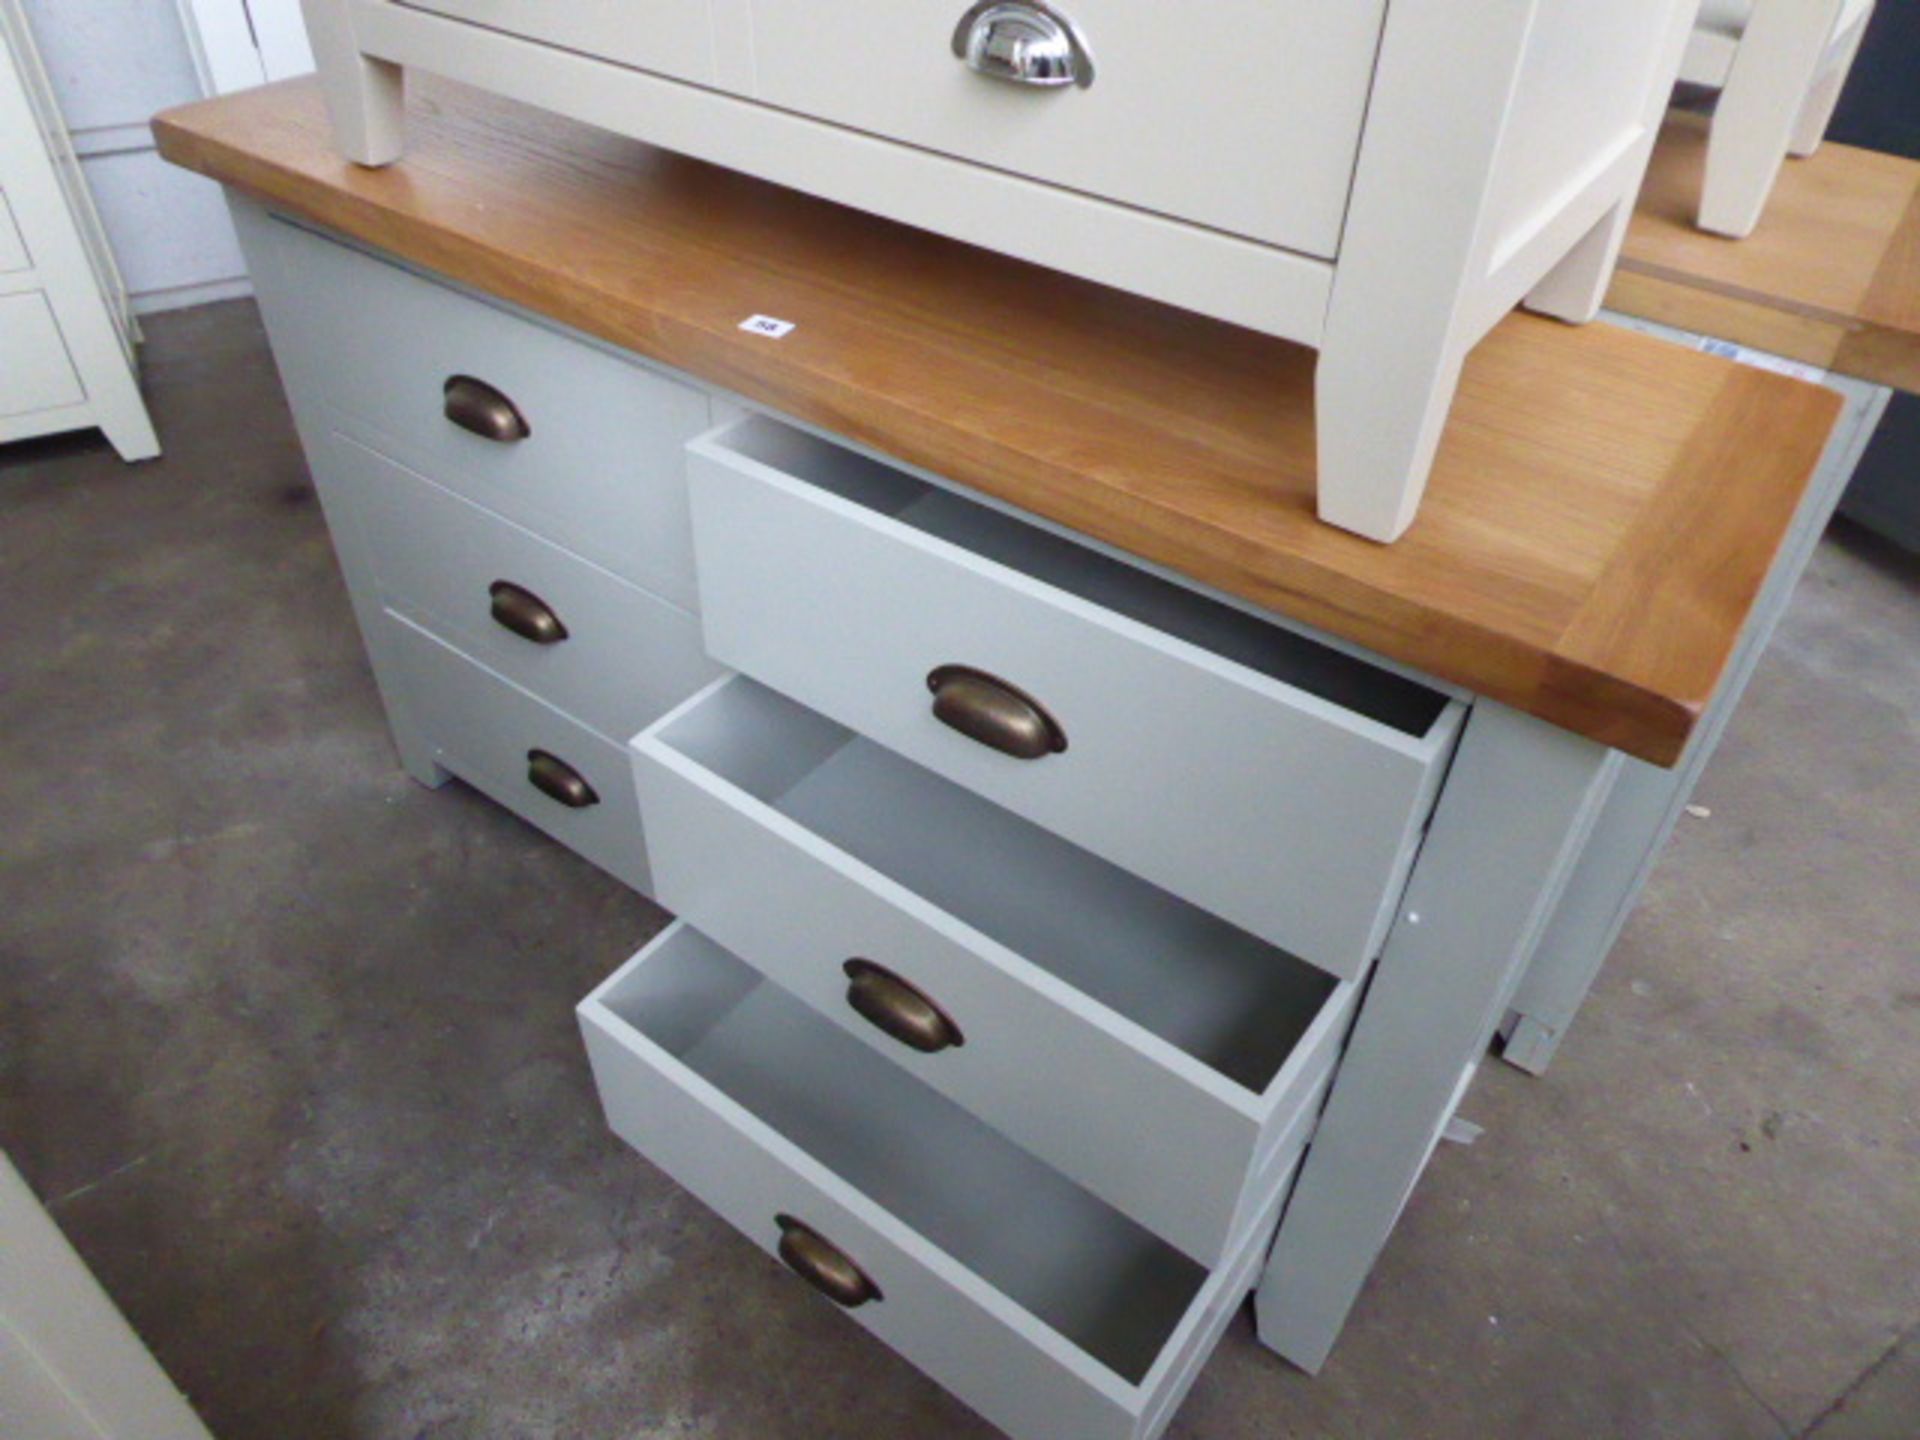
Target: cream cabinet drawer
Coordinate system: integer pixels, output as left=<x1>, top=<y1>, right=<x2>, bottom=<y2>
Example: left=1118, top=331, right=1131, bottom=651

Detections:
left=633, top=675, right=1353, bottom=1263
left=580, top=922, right=1314, bottom=1440
left=0, top=191, right=28, bottom=273
left=398, top=0, right=719, bottom=86
left=747, top=0, right=1383, bottom=257
left=687, top=416, right=1465, bottom=983
left=0, top=291, right=83, bottom=418
left=384, top=613, right=650, bottom=892
left=323, top=429, right=723, bottom=745
left=249, top=215, right=710, bottom=606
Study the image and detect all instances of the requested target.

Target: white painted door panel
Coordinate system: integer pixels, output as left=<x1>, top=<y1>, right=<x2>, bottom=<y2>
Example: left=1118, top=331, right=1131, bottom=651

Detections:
left=748, top=0, right=1385, bottom=257
left=687, top=415, right=1463, bottom=982
left=579, top=923, right=1310, bottom=1440
left=246, top=213, right=711, bottom=606
left=382, top=612, right=652, bottom=891
left=397, top=0, right=719, bottom=86
left=633, top=675, right=1355, bottom=1262
left=0, top=290, right=83, bottom=416
left=324, top=428, right=722, bottom=746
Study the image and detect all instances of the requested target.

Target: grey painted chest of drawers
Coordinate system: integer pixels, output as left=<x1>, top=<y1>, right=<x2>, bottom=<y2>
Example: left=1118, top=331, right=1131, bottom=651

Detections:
left=230, top=195, right=1872, bottom=1439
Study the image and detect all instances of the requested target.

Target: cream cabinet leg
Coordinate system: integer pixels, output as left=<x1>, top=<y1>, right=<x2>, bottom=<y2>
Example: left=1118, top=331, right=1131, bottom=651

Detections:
left=1523, top=198, right=1633, bottom=326
left=1312, top=328, right=1468, bottom=544
left=1530, top=0, right=1696, bottom=324
left=1699, top=0, right=1847, bottom=237
left=300, top=0, right=405, bottom=166
left=1788, top=8, right=1873, bottom=158
left=94, top=368, right=161, bottom=462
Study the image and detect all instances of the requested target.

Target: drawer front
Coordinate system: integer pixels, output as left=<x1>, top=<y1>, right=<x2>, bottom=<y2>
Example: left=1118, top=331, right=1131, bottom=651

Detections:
left=384, top=613, right=651, bottom=892
left=688, top=422, right=1462, bottom=983
left=247, top=215, right=710, bottom=606
left=580, top=923, right=1304, bottom=1440
left=397, top=0, right=720, bottom=87
left=0, top=191, right=28, bottom=273
left=324, top=430, right=723, bottom=745
left=747, top=0, right=1385, bottom=257
left=634, top=679, right=1352, bottom=1263
left=0, top=291, right=83, bottom=418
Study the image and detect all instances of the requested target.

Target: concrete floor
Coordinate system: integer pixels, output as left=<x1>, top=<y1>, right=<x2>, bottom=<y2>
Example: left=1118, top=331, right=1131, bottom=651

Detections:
left=2, top=300, right=1916, bottom=1440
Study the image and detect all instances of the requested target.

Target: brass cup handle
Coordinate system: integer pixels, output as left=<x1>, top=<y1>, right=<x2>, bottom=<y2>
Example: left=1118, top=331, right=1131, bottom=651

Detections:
left=443, top=374, right=530, bottom=442
left=843, top=960, right=965, bottom=1054
left=775, top=1216, right=882, bottom=1308
left=526, top=749, right=598, bottom=808
left=489, top=580, right=569, bottom=644
left=926, top=665, right=1066, bottom=760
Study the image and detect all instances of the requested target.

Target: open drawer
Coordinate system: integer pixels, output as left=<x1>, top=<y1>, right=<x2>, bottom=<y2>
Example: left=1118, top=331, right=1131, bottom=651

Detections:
left=580, top=923, right=1314, bottom=1440
left=632, top=675, right=1353, bottom=1263
left=687, top=414, right=1465, bottom=983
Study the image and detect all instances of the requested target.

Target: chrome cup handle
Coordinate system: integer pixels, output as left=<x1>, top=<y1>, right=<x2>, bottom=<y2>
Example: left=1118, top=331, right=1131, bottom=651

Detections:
left=951, top=0, right=1095, bottom=90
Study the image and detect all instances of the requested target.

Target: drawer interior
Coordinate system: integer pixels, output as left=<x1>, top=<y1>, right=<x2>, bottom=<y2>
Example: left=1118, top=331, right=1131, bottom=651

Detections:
left=651, top=677, right=1340, bottom=1094
left=598, top=924, right=1209, bottom=1384
left=708, top=415, right=1451, bottom=738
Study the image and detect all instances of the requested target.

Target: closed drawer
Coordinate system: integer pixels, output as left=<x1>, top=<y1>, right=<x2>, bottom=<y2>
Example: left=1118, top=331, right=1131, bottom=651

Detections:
left=324, top=429, right=723, bottom=745
left=0, top=291, right=83, bottom=418
left=748, top=0, right=1385, bottom=257
left=249, top=216, right=710, bottom=606
left=0, top=191, right=28, bottom=273
left=399, top=0, right=718, bottom=86
left=580, top=922, right=1317, bottom=1440
left=384, top=613, right=650, bottom=892
left=687, top=416, right=1465, bottom=983
left=633, top=675, right=1354, bottom=1263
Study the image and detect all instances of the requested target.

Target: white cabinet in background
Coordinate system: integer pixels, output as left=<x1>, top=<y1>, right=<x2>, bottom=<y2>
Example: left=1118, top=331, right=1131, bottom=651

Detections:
left=0, top=0, right=158, bottom=459
left=296, top=0, right=1698, bottom=543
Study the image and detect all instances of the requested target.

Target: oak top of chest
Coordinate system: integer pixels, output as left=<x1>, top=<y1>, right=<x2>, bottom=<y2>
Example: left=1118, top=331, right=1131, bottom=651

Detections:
left=1616, top=114, right=1920, bottom=393
left=155, top=78, right=1842, bottom=768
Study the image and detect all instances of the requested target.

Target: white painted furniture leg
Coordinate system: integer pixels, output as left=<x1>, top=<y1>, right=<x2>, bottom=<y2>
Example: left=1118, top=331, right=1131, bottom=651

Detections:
left=1316, top=0, right=1694, bottom=539
left=44, top=274, right=161, bottom=460
left=300, top=0, right=404, bottom=166
left=1254, top=703, right=1620, bottom=1372
left=1699, top=0, right=1848, bottom=237
left=77, top=306, right=161, bottom=460
left=1528, top=0, right=1697, bottom=324
left=1788, top=6, right=1874, bottom=157
left=1312, top=2, right=1541, bottom=543
left=1524, top=200, right=1634, bottom=325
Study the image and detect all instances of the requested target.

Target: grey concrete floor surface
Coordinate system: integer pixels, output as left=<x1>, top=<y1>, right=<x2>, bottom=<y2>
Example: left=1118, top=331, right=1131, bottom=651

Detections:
left=2, top=300, right=1916, bottom=1440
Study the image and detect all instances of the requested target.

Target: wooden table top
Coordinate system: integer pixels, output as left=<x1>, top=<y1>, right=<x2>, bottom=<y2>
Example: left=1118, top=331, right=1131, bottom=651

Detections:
left=154, top=79, right=1841, bottom=768
left=1616, top=113, right=1920, bottom=392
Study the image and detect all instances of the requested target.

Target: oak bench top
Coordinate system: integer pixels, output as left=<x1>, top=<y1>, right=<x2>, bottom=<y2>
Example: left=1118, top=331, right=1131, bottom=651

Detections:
left=1615, top=114, right=1920, bottom=392
left=154, top=79, right=1843, bottom=768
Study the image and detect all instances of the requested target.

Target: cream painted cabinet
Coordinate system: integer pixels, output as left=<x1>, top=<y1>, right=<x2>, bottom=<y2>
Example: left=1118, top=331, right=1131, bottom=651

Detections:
left=296, top=0, right=1698, bottom=542
left=0, top=0, right=158, bottom=461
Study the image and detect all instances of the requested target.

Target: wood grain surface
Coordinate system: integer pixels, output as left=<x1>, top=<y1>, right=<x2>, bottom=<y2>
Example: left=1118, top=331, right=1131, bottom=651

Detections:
left=1617, top=113, right=1920, bottom=391
left=153, top=79, right=1843, bottom=767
